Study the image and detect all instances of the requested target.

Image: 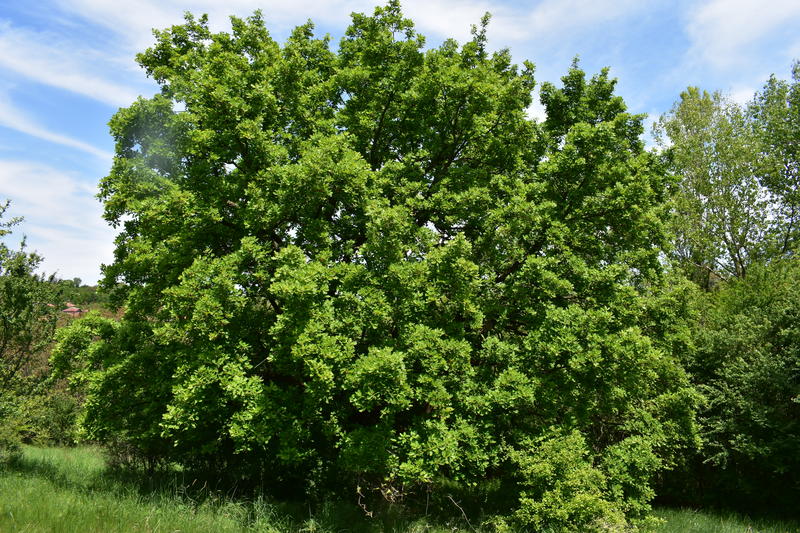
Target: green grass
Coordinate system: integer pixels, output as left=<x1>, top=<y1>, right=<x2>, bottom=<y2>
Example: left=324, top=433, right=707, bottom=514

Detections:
left=0, top=446, right=276, bottom=532
left=0, top=446, right=470, bottom=532
left=652, top=508, right=799, bottom=533
left=1, top=446, right=798, bottom=532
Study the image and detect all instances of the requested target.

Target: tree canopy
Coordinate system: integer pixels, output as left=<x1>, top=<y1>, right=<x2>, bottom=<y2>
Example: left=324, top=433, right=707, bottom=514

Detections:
left=0, top=202, right=57, bottom=395
left=655, top=88, right=766, bottom=286
left=53, top=3, right=698, bottom=529
left=751, top=61, right=800, bottom=257
left=656, top=63, right=800, bottom=288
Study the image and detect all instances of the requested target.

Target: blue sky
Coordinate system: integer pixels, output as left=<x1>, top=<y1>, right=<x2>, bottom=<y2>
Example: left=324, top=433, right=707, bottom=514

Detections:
left=1, top=0, right=800, bottom=284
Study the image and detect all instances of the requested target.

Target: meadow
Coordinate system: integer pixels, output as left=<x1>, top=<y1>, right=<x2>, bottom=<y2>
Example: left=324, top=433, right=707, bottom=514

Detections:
left=1, top=446, right=797, bottom=533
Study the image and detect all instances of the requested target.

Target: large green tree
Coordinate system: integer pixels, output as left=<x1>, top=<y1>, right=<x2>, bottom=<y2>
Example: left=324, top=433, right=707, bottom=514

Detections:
left=54, top=4, right=697, bottom=529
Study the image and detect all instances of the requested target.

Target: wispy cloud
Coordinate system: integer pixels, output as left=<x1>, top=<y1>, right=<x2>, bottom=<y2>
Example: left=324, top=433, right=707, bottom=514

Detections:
left=685, top=0, right=800, bottom=71
left=0, top=22, right=142, bottom=107
left=395, top=0, right=648, bottom=48
left=53, top=0, right=366, bottom=49
left=0, top=95, right=113, bottom=160
left=398, top=0, right=519, bottom=44
left=0, top=160, right=116, bottom=283
left=54, top=0, right=648, bottom=50
left=523, top=0, right=644, bottom=38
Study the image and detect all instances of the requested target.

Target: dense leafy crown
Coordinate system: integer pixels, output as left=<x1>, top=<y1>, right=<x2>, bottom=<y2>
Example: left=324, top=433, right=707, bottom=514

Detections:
left=53, top=3, right=696, bottom=529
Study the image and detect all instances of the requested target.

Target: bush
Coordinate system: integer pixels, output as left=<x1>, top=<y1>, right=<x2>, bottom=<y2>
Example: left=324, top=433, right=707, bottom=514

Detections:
left=17, top=388, right=81, bottom=446
left=683, top=259, right=800, bottom=511
left=0, top=395, right=23, bottom=464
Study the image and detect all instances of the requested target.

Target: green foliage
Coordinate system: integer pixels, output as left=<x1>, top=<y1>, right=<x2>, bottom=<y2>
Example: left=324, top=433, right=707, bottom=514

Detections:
left=0, top=201, right=59, bottom=461
left=655, top=88, right=766, bottom=287
left=55, top=4, right=697, bottom=529
left=685, top=259, right=800, bottom=510
left=750, top=61, right=800, bottom=257
left=510, top=430, right=626, bottom=532
left=0, top=394, right=23, bottom=464
left=657, top=63, right=800, bottom=288
left=0, top=202, right=58, bottom=394
left=17, top=388, right=81, bottom=446
left=656, top=64, right=800, bottom=513
left=53, top=278, right=109, bottom=308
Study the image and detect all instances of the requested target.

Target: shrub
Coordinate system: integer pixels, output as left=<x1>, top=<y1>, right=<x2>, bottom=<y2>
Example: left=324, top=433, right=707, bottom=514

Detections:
left=0, top=394, right=22, bottom=464
left=685, top=259, right=800, bottom=511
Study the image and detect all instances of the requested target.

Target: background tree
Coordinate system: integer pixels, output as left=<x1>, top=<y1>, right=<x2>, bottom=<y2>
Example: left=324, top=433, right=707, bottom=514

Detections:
left=54, top=4, right=697, bottom=529
left=660, top=259, right=800, bottom=512
left=0, top=201, right=59, bottom=461
left=655, top=88, right=767, bottom=288
left=751, top=61, right=800, bottom=257
left=0, top=201, right=57, bottom=394
left=54, top=278, right=109, bottom=308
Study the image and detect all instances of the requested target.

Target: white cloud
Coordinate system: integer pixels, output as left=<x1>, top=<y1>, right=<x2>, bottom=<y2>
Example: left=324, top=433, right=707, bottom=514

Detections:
left=685, top=0, right=800, bottom=71
left=53, top=0, right=192, bottom=51
left=526, top=87, right=547, bottom=122
left=0, top=160, right=116, bottom=284
left=400, top=0, right=520, bottom=43
left=385, top=0, right=645, bottom=49
left=0, top=95, right=113, bottom=160
left=53, top=0, right=367, bottom=50
left=524, top=0, right=643, bottom=38
left=54, top=0, right=644, bottom=52
left=0, top=23, right=143, bottom=107
left=729, top=85, right=757, bottom=106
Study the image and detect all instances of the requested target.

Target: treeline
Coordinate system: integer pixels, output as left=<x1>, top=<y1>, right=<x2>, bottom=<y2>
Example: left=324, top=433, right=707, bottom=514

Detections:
left=654, top=65, right=800, bottom=512
left=1, top=3, right=799, bottom=530
left=56, top=278, right=110, bottom=308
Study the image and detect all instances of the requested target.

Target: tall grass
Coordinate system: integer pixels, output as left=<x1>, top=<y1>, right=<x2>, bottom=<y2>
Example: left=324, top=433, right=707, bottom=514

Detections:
left=1, top=447, right=274, bottom=532
left=652, top=508, right=799, bottom=533
left=1, top=446, right=798, bottom=532
left=0, top=446, right=465, bottom=532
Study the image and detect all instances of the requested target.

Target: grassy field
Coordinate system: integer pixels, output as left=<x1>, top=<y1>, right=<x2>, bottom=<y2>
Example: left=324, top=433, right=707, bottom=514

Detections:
left=1, top=446, right=797, bottom=532
left=651, top=508, right=799, bottom=533
left=0, top=446, right=455, bottom=533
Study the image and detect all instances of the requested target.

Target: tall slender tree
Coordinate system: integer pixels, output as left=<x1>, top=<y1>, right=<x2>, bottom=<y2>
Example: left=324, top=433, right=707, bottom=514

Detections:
left=751, top=61, right=800, bottom=257
left=0, top=201, right=57, bottom=394
left=0, top=201, right=58, bottom=461
left=655, top=88, right=767, bottom=288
